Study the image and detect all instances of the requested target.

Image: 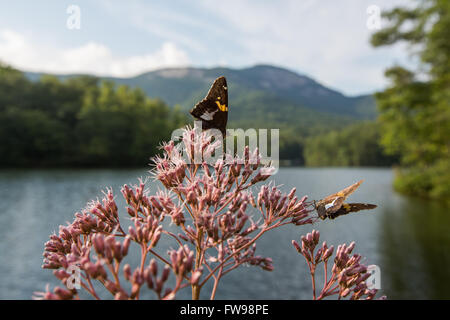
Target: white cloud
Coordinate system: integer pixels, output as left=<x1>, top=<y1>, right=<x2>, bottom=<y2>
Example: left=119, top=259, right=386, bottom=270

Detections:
left=0, top=29, right=190, bottom=77
left=1, top=0, right=417, bottom=94
left=98, top=0, right=413, bottom=94
left=99, top=0, right=209, bottom=53
left=194, top=0, right=413, bottom=94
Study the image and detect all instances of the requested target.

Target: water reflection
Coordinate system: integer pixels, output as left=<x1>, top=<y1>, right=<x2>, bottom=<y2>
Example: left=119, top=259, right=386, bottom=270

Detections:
left=380, top=197, right=450, bottom=299
left=0, top=168, right=449, bottom=299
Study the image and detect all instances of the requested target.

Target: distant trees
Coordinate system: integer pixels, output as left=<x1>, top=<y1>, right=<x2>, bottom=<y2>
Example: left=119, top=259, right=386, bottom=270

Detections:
left=303, top=122, right=398, bottom=167
left=370, top=0, right=450, bottom=200
left=0, top=62, right=396, bottom=168
left=0, top=63, right=186, bottom=167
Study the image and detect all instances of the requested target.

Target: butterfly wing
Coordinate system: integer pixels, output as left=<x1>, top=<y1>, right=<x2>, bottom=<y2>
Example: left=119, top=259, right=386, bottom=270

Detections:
left=315, top=180, right=365, bottom=219
left=319, top=180, right=364, bottom=204
left=190, top=76, right=228, bottom=135
left=325, top=196, right=346, bottom=212
left=327, top=203, right=377, bottom=220
left=205, top=76, right=228, bottom=106
left=316, top=196, right=345, bottom=219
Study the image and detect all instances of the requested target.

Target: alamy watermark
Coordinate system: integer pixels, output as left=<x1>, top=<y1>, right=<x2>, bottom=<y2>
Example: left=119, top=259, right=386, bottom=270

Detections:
left=66, top=5, right=81, bottom=30
left=367, top=264, right=381, bottom=290
left=171, top=121, right=280, bottom=173
left=366, top=5, right=381, bottom=30
left=66, top=265, right=81, bottom=290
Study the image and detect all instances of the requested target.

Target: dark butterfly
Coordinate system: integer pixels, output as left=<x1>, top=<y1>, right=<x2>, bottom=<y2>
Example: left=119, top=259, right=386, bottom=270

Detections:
left=190, top=76, right=228, bottom=136
left=314, top=180, right=377, bottom=220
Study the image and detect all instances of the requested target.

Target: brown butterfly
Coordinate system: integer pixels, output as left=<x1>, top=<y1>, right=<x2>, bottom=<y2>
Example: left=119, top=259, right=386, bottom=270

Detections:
left=190, top=76, right=228, bottom=136
left=314, top=180, right=377, bottom=220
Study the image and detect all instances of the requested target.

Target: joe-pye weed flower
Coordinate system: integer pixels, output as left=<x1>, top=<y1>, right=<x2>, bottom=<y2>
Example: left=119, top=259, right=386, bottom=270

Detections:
left=36, top=127, right=383, bottom=300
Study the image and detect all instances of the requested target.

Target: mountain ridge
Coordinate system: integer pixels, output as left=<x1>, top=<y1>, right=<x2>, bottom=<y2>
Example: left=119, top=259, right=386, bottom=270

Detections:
left=24, top=64, right=377, bottom=123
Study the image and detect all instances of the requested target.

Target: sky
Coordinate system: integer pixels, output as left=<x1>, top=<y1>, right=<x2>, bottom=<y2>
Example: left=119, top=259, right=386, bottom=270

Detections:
left=0, top=0, right=414, bottom=95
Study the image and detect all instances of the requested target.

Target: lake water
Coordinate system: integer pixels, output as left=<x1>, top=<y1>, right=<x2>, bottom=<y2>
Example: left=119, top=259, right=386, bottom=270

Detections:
left=0, top=167, right=449, bottom=300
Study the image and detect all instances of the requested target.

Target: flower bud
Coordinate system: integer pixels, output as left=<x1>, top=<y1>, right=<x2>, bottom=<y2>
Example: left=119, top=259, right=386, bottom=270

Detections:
left=123, top=264, right=131, bottom=281
left=191, top=270, right=202, bottom=285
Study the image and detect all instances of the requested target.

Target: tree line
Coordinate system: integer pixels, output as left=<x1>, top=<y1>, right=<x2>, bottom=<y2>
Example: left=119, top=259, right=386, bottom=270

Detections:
left=369, top=0, right=450, bottom=201
left=0, top=63, right=399, bottom=169
left=303, top=122, right=398, bottom=167
left=0, top=64, right=186, bottom=167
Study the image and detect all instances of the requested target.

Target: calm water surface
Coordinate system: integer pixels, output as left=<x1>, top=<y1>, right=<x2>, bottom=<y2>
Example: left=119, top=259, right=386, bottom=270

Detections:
left=0, top=168, right=449, bottom=299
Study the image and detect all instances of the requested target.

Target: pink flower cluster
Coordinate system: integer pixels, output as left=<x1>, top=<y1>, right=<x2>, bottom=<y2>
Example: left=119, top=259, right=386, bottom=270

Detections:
left=293, top=230, right=386, bottom=300
left=36, top=126, right=384, bottom=300
left=36, top=127, right=314, bottom=300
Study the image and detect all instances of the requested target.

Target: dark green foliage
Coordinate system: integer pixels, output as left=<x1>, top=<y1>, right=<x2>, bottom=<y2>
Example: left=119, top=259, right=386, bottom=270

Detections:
left=303, top=122, right=398, bottom=167
left=28, top=65, right=377, bottom=121
left=371, top=0, right=450, bottom=200
left=0, top=64, right=186, bottom=167
left=16, top=64, right=381, bottom=165
left=1, top=62, right=387, bottom=166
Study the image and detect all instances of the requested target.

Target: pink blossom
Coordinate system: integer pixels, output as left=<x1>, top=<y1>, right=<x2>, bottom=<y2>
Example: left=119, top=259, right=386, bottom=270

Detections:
left=38, top=126, right=379, bottom=300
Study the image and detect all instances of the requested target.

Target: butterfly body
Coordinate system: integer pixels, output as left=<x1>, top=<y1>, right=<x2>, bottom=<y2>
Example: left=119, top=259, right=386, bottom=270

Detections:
left=315, top=180, right=377, bottom=220
left=190, top=76, right=228, bottom=136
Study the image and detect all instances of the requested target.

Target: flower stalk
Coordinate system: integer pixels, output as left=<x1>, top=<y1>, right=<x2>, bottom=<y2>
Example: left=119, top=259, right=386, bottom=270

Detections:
left=36, top=126, right=382, bottom=300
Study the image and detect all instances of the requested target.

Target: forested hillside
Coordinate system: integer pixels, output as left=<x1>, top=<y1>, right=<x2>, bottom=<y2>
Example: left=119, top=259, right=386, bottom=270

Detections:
left=370, top=0, right=450, bottom=200
left=0, top=63, right=185, bottom=167
left=1, top=63, right=395, bottom=167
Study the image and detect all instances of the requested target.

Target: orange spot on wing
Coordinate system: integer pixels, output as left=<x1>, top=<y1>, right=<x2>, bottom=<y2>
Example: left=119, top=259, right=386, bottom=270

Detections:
left=215, top=101, right=227, bottom=112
